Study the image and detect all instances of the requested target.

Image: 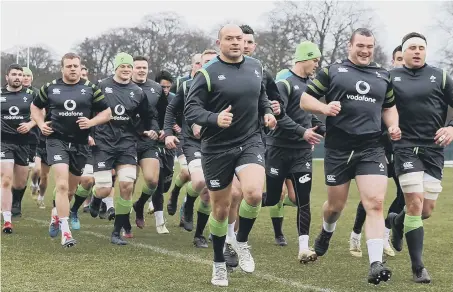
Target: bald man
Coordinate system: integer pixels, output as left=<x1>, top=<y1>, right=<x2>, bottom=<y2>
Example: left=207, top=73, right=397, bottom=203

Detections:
left=184, top=24, right=276, bottom=287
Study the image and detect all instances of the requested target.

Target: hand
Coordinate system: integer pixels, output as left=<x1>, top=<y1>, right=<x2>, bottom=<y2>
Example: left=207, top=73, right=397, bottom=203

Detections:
left=158, top=130, right=166, bottom=142
left=270, top=100, right=281, bottom=115
left=388, top=126, right=401, bottom=141
left=76, top=117, right=94, bottom=129
left=434, top=126, right=453, bottom=147
left=88, top=136, right=96, bottom=146
left=264, top=114, right=277, bottom=130
left=303, top=126, right=324, bottom=145
left=173, top=124, right=181, bottom=134
left=217, top=105, right=233, bottom=128
left=38, top=121, right=53, bottom=136
left=17, top=121, right=33, bottom=134
left=144, top=130, right=158, bottom=140
left=165, top=135, right=180, bottom=149
left=322, top=101, right=341, bottom=116
left=192, top=124, right=202, bottom=139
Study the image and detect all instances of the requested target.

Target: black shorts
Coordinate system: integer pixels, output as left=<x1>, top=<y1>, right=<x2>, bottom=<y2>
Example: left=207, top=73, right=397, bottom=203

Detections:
left=202, top=142, right=265, bottom=191
left=324, top=147, right=387, bottom=186
left=28, top=144, right=37, bottom=164
left=1, top=142, right=29, bottom=166
left=137, top=145, right=160, bottom=162
left=46, top=138, right=89, bottom=176
left=266, top=146, right=312, bottom=179
left=385, top=150, right=397, bottom=179
left=182, top=140, right=202, bottom=165
left=92, top=146, right=137, bottom=172
left=394, top=147, right=444, bottom=180
left=158, top=147, right=175, bottom=192
left=36, top=140, right=49, bottom=166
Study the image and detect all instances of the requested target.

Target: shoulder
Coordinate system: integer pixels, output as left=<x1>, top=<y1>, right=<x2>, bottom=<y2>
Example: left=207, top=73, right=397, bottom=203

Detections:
left=201, top=57, right=221, bottom=73
left=244, top=55, right=263, bottom=67
left=276, top=69, right=292, bottom=81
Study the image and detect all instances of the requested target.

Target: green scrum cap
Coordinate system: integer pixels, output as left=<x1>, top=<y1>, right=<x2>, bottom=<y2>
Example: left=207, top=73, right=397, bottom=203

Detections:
left=22, top=67, right=33, bottom=77
left=114, top=52, right=134, bottom=71
left=294, top=41, right=321, bottom=62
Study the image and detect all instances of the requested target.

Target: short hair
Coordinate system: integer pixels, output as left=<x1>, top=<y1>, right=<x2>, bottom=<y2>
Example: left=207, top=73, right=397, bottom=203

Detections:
left=392, top=45, right=402, bottom=60
left=240, top=24, right=255, bottom=35
left=155, top=70, right=173, bottom=84
left=81, top=65, right=88, bottom=72
left=350, top=28, right=374, bottom=43
left=401, top=32, right=427, bottom=46
left=133, top=55, right=148, bottom=62
left=61, top=52, right=81, bottom=67
left=202, top=49, right=217, bottom=57
left=7, top=63, right=23, bottom=75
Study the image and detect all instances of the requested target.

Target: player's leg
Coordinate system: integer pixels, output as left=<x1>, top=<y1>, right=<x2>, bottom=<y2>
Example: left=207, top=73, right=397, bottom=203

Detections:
left=233, top=143, right=266, bottom=274
left=90, top=148, right=114, bottom=218
left=11, top=145, right=30, bottom=218
left=269, top=190, right=286, bottom=246
left=290, top=150, right=316, bottom=263
left=100, top=171, right=115, bottom=220
left=224, top=175, right=241, bottom=268
left=29, top=145, right=40, bottom=200
left=134, top=152, right=160, bottom=228
left=167, top=153, right=189, bottom=215
left=69, top=167, right=94, bottom=230
left=355, top=148, right=392, bottom=284
left=189, top=158, right=210, bottom=247
left=37, top=145, right=50, bottom=209
left=349, top=201, right=365, bottom=257
left=1, top=152, right=15, bottom=233
left=111, top=164, right=136, bottom=245
left=314, top=148, right=352, bottom=257
left=153, top=149, right=174, bottom=233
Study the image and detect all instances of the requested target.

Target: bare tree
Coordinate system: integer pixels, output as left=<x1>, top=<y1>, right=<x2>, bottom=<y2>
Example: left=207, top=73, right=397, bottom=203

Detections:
left=437, top=1, right=453, bottom=74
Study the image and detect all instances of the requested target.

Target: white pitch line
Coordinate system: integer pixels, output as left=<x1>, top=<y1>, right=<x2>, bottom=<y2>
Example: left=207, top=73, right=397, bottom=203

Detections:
left=28, top=218, right=333, bottom=292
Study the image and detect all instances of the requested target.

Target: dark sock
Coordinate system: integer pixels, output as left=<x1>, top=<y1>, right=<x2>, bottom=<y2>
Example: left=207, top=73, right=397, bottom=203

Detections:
left=136, top=192, right=152, bottom=207
left=53, top=200, right=56, bottom=208
left=385, top=190, right=406, bottom=229
left=171, top=185, right=182, bottom=200
left=91, top=196, right=102, bottom=210
left=406, top=227, right=425, bottom=269
left=124, top=213, right=132, bottom=232
left=185, top=195, right=197, bottom=215
left=152, top=189, right=164, bottom=212
left=261, top=192, right=267, bottom=206
left=271, top=217, right=283, bottom=237
left=212, top=235, right=226, bottom=262
left=12, top=188, right=26, bottom=206
left=113, top=214, right=127, bottom=234
left=71, top=194, right=86, bottom=213
left=394, top=210, right=406, bottom=229
left=236, top=216, right=256, bottom=242
left=353, top=201, right=366, bottom=234
left=195, top=211, right=209, bottom=237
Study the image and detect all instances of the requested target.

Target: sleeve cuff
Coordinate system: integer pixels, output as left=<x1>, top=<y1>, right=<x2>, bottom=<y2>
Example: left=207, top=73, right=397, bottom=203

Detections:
left=295, top=125, right=306, bottom=136
left=207, top=113, right=219, bottom=127
left=164, top=129, right=173, bottom=136
left=264, top=108, right=273, bottom=116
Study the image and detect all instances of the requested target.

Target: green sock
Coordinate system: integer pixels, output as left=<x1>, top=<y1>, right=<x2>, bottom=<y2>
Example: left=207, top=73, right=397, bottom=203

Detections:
left=197, top=200, right=211, bottom=215
left=174, top=175, right=185, bottom=188
left=239, top=199, right=261, bottom=219
left=142, top=184, right=157, bottom=196
left=283, top=195, right=296, bottom=207
left=75, top=184, right=92, bottom=198
left=269, top=200, right=284, bottom=218
left=404, top=214, right=423, bottom=234
left=116, top=197, right=133, bottom=215
left=186, top=182, right=200, bottom=198
left=209, top=214, right=228, bottom=237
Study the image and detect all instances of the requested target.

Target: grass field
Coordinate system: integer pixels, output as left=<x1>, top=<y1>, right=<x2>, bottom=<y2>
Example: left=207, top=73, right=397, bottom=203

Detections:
left=2, top=161, right=452, bottom=292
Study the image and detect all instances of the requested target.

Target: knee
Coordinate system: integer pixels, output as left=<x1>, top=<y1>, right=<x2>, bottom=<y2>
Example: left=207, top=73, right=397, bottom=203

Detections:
left=362, top=196, right=384, bottom=214
left=143, top=175, right=158, bottom=189
left=422, top=200, right=436, bottom=219
left=191, top=178, right=206, bottom=192
left=56, top=182, right=68, bottom=195
left=1, top=175, right=12, bottom=189
left=119, top=182, right=134, bottom=194
left=212, top=203, right=229, bottom=220
left=242, top=185, right=262, bottom=206
left=81, top=177, right=94, bottom=190
left=325, top=199, right=345, bottom=213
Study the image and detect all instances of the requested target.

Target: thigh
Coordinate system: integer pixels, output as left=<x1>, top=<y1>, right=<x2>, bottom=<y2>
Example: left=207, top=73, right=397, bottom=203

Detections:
left=421, top=147, right=444, bottom=180
left=116, top=147, right=138, bottom=168
left=355, top=147, right=388, bottom=177
left=324, top=148, right=355, bottom=186
left=202, top=148, right=238, bottom=191
left=12, top=164, right=29, bottom=188
left=394, top=147, right=425, bottom=178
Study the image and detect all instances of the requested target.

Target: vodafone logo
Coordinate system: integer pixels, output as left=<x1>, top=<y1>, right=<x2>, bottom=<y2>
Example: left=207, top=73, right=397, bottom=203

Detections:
left=64, top=100, right=77, bottom=111
left=114, top=105, right=125, bottom=115
left=9, top=106, right=19, bottom=115
left=355, top=81, right=370, bottom=95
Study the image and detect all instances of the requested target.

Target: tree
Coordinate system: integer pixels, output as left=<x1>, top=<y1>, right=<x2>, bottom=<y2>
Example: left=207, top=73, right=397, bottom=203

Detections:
left=437, top=1, right=453, bottom=74
left=253, top=0, right=386, bottom=76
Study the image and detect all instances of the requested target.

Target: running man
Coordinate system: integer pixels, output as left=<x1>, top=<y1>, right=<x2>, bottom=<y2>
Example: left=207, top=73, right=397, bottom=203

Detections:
left=388, top=32, right=453, bottom=283
left=31, top=53, right=111, bottom=247
left=300, top=28, right=401, bottom=284
left=1, top=64, right=37, bottom=232
left=184, top=24, right=276, bottom=287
